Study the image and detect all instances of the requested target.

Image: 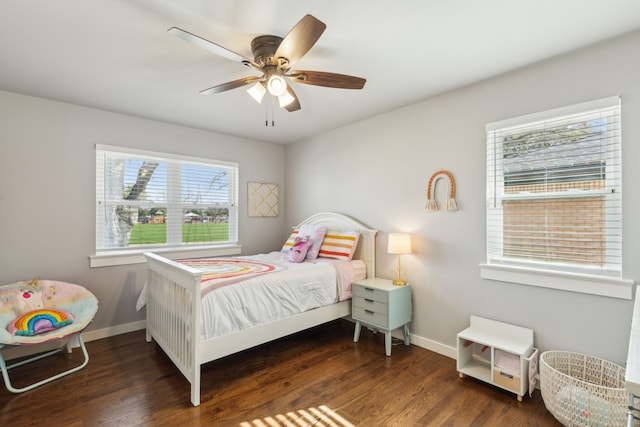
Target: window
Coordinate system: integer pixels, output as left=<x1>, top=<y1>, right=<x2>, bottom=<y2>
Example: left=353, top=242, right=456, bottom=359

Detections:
left=483, top=97, right=630, bottom=298
left=93, top=145, right=239, bottom=265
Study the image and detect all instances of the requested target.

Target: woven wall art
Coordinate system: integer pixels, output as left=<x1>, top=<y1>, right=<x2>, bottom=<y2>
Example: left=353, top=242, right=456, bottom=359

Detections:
left=248, top=182, right=279, bottom=217
left=426, top=169, right=458, bottom=212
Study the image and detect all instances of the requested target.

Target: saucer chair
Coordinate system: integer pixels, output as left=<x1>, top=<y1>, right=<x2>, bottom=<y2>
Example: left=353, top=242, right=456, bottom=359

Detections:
left=0, top=278, right=98, bottom=393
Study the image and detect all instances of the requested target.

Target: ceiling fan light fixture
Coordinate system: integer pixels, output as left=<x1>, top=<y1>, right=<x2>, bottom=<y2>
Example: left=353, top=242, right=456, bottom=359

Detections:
left=246, top=82, right=266, bottom=104
left=170, top=15, right=366, bottom=115
left=267, top=74, right=287, bottom=97
left=278, top=91, right=295, bottom=108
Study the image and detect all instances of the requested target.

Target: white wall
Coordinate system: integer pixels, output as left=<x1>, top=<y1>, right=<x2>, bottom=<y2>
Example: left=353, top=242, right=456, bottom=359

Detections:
left=0, top=91, right=286, bottom=335
left=1, top=31, right=638, bottom=366
left=285, top=30, right=640, bottom=365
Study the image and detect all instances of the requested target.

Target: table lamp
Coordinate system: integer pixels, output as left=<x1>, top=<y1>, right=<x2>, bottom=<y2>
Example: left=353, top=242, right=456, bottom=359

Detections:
left=387, top=233, right=411, bottom=285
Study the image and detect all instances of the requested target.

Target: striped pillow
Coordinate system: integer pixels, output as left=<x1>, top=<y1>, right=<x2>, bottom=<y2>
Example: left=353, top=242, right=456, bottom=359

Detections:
left=318, top=231, right=360, bottom=261
left=281, top=229, right=300, bottom=252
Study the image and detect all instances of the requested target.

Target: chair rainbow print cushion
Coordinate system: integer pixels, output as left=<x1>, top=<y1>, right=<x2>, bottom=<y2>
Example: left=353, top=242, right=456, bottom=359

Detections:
left=0, top=278, right=98, bottom=393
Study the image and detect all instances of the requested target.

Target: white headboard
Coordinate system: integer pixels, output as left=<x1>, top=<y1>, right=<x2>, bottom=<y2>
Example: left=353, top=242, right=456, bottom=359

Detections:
left=294, top=212, right=378, bottom=279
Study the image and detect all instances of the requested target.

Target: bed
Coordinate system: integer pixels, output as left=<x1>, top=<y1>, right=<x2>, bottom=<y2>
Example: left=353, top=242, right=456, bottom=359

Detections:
left=141, top=212, right=377, bottom=406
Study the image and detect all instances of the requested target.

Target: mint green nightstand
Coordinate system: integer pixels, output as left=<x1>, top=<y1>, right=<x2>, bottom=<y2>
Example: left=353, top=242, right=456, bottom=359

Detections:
left=352, top=277, right=412, bottom=356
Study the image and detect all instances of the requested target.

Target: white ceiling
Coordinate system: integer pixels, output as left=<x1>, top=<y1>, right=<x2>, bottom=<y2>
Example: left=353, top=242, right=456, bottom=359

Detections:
left=1, top=1, right=639, bottom=144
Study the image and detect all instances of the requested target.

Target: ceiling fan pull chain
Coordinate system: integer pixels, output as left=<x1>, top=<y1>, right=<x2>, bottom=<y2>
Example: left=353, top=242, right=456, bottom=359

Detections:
left=270, top=96, right=276, bottom=126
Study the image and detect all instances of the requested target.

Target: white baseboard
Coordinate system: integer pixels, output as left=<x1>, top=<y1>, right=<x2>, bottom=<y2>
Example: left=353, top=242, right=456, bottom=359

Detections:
left=346, top=316, right=456, bottom=360
left=3, top=319, right=459, bottom=363
left=405, top=331, right=457, bottom=359
left=376, top=326, right=456, bottom=359
left=82, top=320, right=146, bottom=343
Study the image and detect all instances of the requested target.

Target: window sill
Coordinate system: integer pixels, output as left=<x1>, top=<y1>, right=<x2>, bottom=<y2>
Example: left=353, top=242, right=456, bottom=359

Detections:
left=480, top=263, right=634, bottom=300
left=90, top=244, right=242, bottom=268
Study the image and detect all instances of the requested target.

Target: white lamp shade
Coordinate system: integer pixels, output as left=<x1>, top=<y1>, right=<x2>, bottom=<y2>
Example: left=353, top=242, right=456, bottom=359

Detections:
left=278, top=90, right=295, bottom=107
left=387, top=233, right=411, bottom=255
left=246, top=82, right=266, bottom=104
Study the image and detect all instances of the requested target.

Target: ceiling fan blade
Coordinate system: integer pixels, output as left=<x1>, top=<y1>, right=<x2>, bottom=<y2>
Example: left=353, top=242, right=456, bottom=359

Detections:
left=168, top=27, right=257, bottom=67
left=274, top=15, right=326, bottom=69
left=289, top=71, right=366, bottom=89
left=284, top=85, right=301, bottom=112
left=200, top=76, right=262, bottom=95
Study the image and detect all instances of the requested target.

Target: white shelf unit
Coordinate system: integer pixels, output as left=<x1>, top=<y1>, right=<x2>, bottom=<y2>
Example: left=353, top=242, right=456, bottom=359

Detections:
left=457, top=316, right=535, bottom=401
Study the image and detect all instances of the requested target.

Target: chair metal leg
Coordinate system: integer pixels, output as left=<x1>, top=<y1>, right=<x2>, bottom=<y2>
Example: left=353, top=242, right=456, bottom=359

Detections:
left=0, top=334, right=89, bottom=393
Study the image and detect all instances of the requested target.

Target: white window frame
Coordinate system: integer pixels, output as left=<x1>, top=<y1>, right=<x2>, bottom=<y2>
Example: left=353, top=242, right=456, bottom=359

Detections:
left=91, top=145, right=241, bottom=267
left=480, top=97, right=634, bottom=299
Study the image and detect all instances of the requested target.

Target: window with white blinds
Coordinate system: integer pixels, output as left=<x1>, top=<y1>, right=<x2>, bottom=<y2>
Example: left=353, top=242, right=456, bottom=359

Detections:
left=95, top=145, right=238, bottom=252
left=486, top=97, right=622, bottom=277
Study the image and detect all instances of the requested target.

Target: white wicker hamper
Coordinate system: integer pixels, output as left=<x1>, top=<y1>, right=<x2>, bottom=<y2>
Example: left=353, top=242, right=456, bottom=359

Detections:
left=540, top=350, right=628, bottom=427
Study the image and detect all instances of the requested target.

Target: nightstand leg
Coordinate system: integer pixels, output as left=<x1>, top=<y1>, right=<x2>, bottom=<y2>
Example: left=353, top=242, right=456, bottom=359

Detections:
left=353, top=320, right=362, bottom=343
left=403, top=324, right=410, bottom=346
left=385, top=332, right=392, bottom=356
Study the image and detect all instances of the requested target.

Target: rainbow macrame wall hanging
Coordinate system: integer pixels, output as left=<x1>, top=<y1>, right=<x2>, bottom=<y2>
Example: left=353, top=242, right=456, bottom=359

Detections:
left=426, top=169, right=458, bottom=212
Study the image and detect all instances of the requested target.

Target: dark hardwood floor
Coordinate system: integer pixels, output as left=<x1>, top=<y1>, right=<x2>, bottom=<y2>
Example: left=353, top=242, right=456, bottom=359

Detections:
left=0, top=320, right=561, bottom=426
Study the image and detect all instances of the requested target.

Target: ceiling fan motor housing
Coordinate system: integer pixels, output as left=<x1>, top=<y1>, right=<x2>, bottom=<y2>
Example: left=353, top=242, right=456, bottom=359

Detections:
left=251, top=35, right=284, bottom=67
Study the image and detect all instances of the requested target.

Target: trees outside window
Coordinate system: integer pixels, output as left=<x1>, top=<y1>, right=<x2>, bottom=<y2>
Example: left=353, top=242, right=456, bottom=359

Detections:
left=96, top=145, right=238, bottom=252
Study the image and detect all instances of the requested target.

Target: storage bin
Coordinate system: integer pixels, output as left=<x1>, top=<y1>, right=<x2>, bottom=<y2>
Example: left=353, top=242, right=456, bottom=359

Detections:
left=495, top=348, right=520, bottom=373
left=540, top=350, right=627, bottom=427
left=493, top=369, right=521, bottom=392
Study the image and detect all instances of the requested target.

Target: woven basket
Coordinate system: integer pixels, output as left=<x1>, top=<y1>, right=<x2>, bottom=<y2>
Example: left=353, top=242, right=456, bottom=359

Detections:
left=540, top=351, right=627, bottom=427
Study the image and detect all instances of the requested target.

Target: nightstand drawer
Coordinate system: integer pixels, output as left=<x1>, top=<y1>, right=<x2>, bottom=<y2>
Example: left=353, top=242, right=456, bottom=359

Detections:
left=352, top=284, right=389, bottom=304
left=353, top=306, right=387, bottom=329
left=352, top=296, right=388, bottom=315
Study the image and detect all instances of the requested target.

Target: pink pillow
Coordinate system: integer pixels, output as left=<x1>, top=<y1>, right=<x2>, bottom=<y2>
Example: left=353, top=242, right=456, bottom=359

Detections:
left=287, top=238, right=311, bottom=263
left=298, top=224, right=327, bottom=260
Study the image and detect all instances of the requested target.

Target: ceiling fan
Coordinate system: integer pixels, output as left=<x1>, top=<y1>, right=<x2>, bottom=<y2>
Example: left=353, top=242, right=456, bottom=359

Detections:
left=169, top=14, right=366, bottom=113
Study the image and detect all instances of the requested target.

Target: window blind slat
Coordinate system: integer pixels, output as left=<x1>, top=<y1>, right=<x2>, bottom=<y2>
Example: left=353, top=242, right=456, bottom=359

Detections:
left=96, top=146, right=238, bottom=251
left=486, top=97, right=622, bottom=276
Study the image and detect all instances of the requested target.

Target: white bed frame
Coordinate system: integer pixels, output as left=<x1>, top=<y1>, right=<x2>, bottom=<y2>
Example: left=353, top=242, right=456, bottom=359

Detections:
left=143, top=212, right=377, bottom=406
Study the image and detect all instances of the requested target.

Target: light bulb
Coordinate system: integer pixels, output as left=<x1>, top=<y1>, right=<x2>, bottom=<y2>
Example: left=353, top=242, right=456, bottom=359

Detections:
left=267, top=75, right=287, bottom=97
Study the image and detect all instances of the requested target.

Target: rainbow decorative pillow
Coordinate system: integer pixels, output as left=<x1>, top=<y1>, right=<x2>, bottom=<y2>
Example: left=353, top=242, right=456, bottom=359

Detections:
left=318, top=230, right=360, bottom=261
left=8, top=309, right=74, bottom=336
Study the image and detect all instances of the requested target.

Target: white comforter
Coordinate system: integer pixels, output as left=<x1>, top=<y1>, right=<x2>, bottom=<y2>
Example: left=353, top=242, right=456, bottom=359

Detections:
left=137, top=251, right=363, bottom=339
left=201, top=252, right=340, bottom=338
